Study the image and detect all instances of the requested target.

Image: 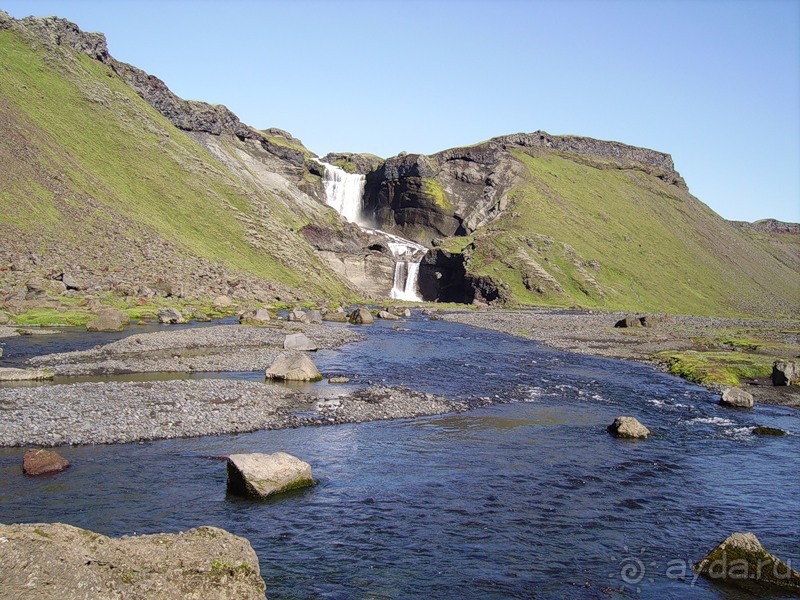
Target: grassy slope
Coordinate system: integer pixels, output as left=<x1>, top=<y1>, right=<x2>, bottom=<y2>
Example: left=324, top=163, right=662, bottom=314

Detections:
left=464, top=150, right=799, bottom=317
left=0, top=29, right=351, bottom=299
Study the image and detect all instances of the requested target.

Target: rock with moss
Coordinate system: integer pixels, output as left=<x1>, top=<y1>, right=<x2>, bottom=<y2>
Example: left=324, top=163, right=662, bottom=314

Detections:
left=156, top=308, right=184, bottom=324
left=694, top=532, right=800, bottom=592
left=266, top=351, right=322, bottom=381
left=240, top=308, right=271, bottom=325
left=227, top=452, right=314, bottom=500
left=0, top=522, right=266, bottom=599
left=348, top=307, right=374, bottom=325
left=771, top=360, right=798, bottom=386
left=607, top=416, right=650, bottom=439
left=720, top=387, right=754, bottom=408
left=85, top=307, right=129, bottom=332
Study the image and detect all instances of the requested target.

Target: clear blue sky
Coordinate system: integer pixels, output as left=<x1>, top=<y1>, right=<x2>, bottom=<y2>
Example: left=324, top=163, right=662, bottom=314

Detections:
left=4, top=0, right=799, bottom=222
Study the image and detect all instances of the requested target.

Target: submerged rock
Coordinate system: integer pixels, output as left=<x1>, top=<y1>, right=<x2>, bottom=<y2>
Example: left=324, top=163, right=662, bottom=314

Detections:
left=0, top=367, right=53, bottom=382
left=348, top=307, right=374, bottom=325
left=607, top=416, right=650, bottom=439
left=378, top=310, right=400, bottom=321
left=752, top=426, right=786, bottom=436
left=85, top=307, right=129, bottom=332
left=22, top=449, right=69, bottom=476
left=226, top=452, right=314, bottom=500
left=771, top=360, right=798, bottom=386
left=0, top=522, right=266, bottom=599
left=283, top=332, right=317, bottom=351
left=720, top=387, right=754, bottom=408
left=694, top=532, right=800, bottom=592
left=266, top=351, right=322, bottom=381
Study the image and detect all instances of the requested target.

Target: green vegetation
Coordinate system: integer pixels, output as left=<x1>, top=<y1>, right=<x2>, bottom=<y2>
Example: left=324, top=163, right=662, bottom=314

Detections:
left=462, top=150, right=800, bottom=316
left=422, top=178, right=452, bottom=211
left=260, top=130, right=314, bottom=158
left=656, top=350, right=774, bottom=387
left=332, top=159, right=358, bottom=174
left=209, top=559, right=256, bottom=581
left=0, top=28, right=353, bottom=301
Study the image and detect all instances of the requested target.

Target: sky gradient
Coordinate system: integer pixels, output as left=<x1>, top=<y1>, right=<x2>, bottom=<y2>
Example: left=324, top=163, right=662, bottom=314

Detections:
left=3, top=0, right=798, bottom=222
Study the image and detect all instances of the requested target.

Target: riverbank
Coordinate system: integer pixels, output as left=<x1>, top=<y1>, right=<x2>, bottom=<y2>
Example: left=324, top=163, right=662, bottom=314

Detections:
left=439, top=308, right=800, bottom=408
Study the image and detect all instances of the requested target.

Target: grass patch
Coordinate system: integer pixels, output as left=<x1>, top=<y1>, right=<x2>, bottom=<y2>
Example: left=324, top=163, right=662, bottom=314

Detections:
left=422, top=178, right=452, bottom=211
left=656, top=350, right=775, bottom=387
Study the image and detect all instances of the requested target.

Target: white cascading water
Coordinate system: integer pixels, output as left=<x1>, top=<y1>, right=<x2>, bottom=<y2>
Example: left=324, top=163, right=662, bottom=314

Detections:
left=317, top=161, right=426, bottom=301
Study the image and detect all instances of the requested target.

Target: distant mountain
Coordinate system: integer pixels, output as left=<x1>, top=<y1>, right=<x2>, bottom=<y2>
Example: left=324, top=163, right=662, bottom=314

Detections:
left=0, top=11, right=797, bottom=318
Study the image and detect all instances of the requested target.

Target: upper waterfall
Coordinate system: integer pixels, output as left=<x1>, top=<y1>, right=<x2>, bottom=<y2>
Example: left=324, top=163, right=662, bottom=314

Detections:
left=319, top=162, right=365, bottom=224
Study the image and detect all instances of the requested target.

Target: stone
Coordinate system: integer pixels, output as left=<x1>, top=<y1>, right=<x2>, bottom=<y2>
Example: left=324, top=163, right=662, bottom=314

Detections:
left=266, top=351, right=322, bottom=381
left=212, top=295, right=234, bottom=310
left=156, top=308, right=184, bottom=324
left=59, top=273, right=83, bottom=291
left=0, top=523, right=266, bottom=600
left=771, top=360, right=798, bottom=386
left=23, top=449, right=70, bottom=476
left=752, top=426, right=786, bottom=436
left=720, top=387, right=754, bottom=408
left=607, top=416, right=650, bottom=439
left=638, top=315, right=660, bottom=327
left=323, top=311, right=347, bottom=322
left=328, top=376, right=350, bottom=384
left=226, top=452, right=314, bottom=500
left=694, top=532, right=800, bottom=592
left=301, top=309, right=322, bottom=324
left=287, top=309, right=306, bottom=322
left=348, top=307, right=374, bottom=325
left=239, top=308, right=271, bottom=325
left=0, top=311, right=9, bottom=325
left=378, top=310, right=400, bottom=320
left=614, top=315, right=641, bottom=328
left=192, top=311, right=211, bottom=322
left=0, top=368, right=54, bottom=382
left=86, top=307, right=129, bottom=332
left=283, top=332, right=317, bottom=351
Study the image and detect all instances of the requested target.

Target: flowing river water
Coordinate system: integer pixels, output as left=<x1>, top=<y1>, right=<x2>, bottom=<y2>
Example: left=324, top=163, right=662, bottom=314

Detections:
left=0, top=316, right=798, bottom=599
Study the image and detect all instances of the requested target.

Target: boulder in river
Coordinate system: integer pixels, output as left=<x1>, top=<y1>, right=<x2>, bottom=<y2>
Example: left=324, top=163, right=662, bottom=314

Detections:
left=156, top=308, right=184, bottom=324
left=752, top=426, right=786, bottom=436
left=607, top=416, right=650, bottom=439
left=239, top=308, right=271, bottom=325
left=348, top=307, right=374, bottom=325
left=0, top=522, right=266, bottom=599
left=378, top=310, right=400, bottom=321
left=771, top=360, right=798, bottom=386
left=720, top=387, right=754, bottom=408
left=23, top=449, right=70, bottom=476
left=301, top=309, right=323, bottom=324
left=85, top=307, right=129, bottom=332
left=694, top=532, right=800, bottom=592
left=227, top=452, right=314, bottom=500
left=323, top=310, right=347, bottom=322
left=266, top=351, right=322, bottom=381
left=0, top=367, right=53, bottom=382
left=283, top=332, right=317, bottom=351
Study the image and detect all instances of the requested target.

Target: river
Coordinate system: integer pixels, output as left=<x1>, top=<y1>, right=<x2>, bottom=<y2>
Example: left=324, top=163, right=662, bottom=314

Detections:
left=0, top=315, right=797, bottom=599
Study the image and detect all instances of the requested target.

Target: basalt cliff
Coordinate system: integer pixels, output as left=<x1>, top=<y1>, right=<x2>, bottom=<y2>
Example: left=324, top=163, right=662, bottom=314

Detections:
left=1, top=11, right=797, bottom=319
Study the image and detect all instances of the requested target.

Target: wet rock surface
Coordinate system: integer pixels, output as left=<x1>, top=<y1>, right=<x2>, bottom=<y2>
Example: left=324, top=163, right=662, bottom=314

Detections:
left=0, top=522, right=266, bottom=600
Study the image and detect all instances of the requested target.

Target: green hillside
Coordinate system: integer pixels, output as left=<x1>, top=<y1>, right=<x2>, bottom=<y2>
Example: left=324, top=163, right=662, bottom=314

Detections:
left=0, top=24, right=352, bottom=304
left=455, top=150, right=799, bottom=316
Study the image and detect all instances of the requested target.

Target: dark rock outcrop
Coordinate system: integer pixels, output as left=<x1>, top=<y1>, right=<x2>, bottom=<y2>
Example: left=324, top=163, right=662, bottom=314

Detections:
left=771, top=360, right=798, bottom=386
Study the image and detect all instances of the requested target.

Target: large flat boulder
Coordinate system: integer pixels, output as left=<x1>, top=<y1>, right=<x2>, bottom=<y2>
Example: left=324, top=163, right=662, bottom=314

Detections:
left=86, top=307, right=129, bottom=332
left=694, top=532, right=800, bottom=592
left=266, top=351, right=322, bottom=381
left=23, top=449, right=69, bottom=476
left=227, top=452, right=314, bottom=500
left=0, top=367, right=53, bottom=382
left=720, top=387, right=754, bottom=408
left=0, top=523, right=266, bottom=600
left=607, top=416, right=650, bottom=439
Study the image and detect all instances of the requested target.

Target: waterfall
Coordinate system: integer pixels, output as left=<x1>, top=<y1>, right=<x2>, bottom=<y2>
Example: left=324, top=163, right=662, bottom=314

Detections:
left=318, top=161, right=427, bottom=301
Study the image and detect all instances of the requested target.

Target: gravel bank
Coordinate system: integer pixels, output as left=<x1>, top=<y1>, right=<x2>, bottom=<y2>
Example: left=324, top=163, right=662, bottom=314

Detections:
left=29, top=322, right=363, bottom=376
left=0, top=380, right=465, bottom=447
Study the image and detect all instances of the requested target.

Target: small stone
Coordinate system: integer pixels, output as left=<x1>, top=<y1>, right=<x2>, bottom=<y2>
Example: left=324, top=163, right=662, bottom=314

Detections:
left=23, top=449, right=70, bottom=476
left=226, top=452, right=314, bottom=500
left=328, top=376, right=350, bottom=384
left=720, top=387, right=754, bottom=408
left=607, top=416, right=650, bottom=439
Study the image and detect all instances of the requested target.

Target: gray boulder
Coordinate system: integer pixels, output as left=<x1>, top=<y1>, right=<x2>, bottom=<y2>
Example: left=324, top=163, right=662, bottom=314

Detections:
left=614, top=315, right=641, bottom=328
left=0, top=523, right=266, bottom=600
left=302, top=309, right=322, bottom=324
left=720, top=387, right=754, bottom=408
left=266, top=352, right=322, bottom=381
left=348, top=307, right=374, bottom=325
left=240, top=308, right=270, bottom=325
left=378, top=310, right=400, bottom=321
left=0, top=312, right=9, bottom=325
left=694, top=532, right=800, bottom=592
left=607, top=416, right=650, bottom=439
left=283, top=332, right=317, bottom=351
left=323, top=310, right=347, bottom=322
left=287, top=309, right=306, bottom=322
left=771, top=360, right=798, bottom=386
left=86, top=307, right=129, bottom=332
left=227, top=452, right=314, bottom=500
left=156, top=308, right=184, bottom=324
left=212, top=295, right=234, bottom=310
left=0, top=368, right=54, bottom=382
left=59, top=273, right=84, bottom=291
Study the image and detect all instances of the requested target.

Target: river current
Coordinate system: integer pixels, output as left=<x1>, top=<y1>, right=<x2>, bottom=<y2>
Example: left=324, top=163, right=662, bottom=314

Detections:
left=0, top=315, right=797, bottom=599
